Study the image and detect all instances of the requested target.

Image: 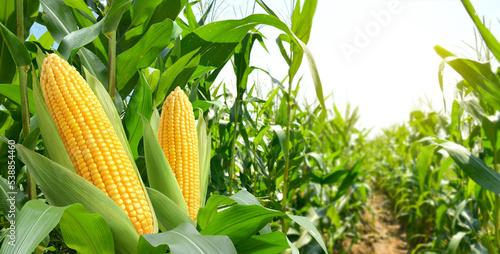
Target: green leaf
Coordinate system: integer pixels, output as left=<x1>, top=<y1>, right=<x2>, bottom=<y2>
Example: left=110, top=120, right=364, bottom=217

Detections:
left=40, top=0, right=78, bottom=42
left=124, top=72, right=152, bottom=159
left=0, top=200, right=68, bottom=254
left=416, top=145, right=436, bottom=192
left=63, top=0, right=95, bottom=19
left=116, top=19, right=181, bottom=95
left=435, top=46, right=500, bottom=112
left=197, top=195, right=235, bottom=230
left=447, top=231, right=467, bottom=254
left=201, top=205, right=284, bottom=245
left=230, top=190, right=271, bottom=235
left=146, top=0, right=187, bottom=31
left=59, top=204, right=115, bottom=254
left=0, top=85, right=36, bottom=115
left=58, top=18, right=105, bottom=59
left=141, top=223, right=237, bottom=254
left=180, top=14, right=326, bottom=116
left=270, top=125, right=287, bottom=160
left=78, top=48, right=109, bottom=89
left=235, top=231, right=289, bottom=254
left=155, top=49, right=200, bottom=106
left=0, top=177, right=27, bottom=219
left=141, top=115, right=188, bottom=214
left=435, top=139, right=500, bottom=194
left=0, top=21, right=31, bottom=67
left=288, top=214, right=328, bottom=253
left=103, top=0, right=132, bottom=36
left=15, top=145, right=139, bottom=254
left=147, top=188, right=195, bottom=231
left=129, top=0, right=163, bottom=27
left=461, top=0, right=500, bottom=62
left=0, top=0, right=16, bottom=83
left=22, top=127, right=40, bottom=150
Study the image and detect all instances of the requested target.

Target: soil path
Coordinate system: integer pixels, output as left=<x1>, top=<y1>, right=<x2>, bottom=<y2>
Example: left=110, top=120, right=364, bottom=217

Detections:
left=348, top=190, right=409, bottom=254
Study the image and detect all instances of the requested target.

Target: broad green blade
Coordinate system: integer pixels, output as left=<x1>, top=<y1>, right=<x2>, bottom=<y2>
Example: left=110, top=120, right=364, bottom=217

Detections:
left=235, top=231, right=289, bottom=254
left=141, top=115, right=188, bottom=214
left=16, top=145, right=139, bottom=254
left=58, top=18, right=105, bottom=59
left=0, top=85, right=36, bottom=115
left=0, top=22, right=31, bottom=67
left=200, top=205, right=284, bottom=245
left=0, top=200, right=68, bottom=254
left=197, top=195, right=235, bottom=230
left=288, top=214, right=328, bottom=253
left=0, top=177, right=27, bottom=218
left=435, top=139, right=500, bottom=194
left=230, top=190, right=271, bottom=235
left=140, top=223, right=237, bottom=254
left=461, top=0, right=500, bottom=62
left=124, top=72, right=153, bottom=159
left=147, top=188, right=195, bottom=230
left=60, top=204, right=115, bottom=254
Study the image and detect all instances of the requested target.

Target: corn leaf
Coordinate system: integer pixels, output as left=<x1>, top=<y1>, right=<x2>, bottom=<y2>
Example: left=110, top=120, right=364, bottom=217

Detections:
left=1, top=200, right=68, bottom=254
left=155, top=48, right=200, bottom=107
left=235, top=231, right=289, bottom=254
left=461, top=0, right=500, bottom=62
left=102, top=0, right=132, bottom=36
left=0, top=177, right=27, bottom=218
left=141, top=115, right=188, bottom=214
left=288, top=214, right=327, bottom=253
left=124, top=72, right=152, bottom=159
left=40, top=0, right=78, bottom=43
left=60, top=204, right=115, bottom=254
left=140, top=222, right=237, bottom=254
left=0, top=21, right=31, bottom=68
left=230, top=190, right=271, bottom=235
left=147, top=187, right=195, bottom=230
left=200, top=205, right=284, bottom=245
left=197, top=195, right=235, bottom=230
left=435, top=139, right=500, bottom=194
left=58, top=18, right=105, bottom=60
left=16, top=145, right=139, bottom=254
left=0, top=85, right=36, bottom=115
left=116, top=19, right=182, bottom=95
left=180, top=14, right=325, bottom=116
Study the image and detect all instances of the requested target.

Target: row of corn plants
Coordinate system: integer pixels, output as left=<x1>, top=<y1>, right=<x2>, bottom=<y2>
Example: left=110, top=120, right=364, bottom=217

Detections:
left=0, top=0, right=371, bottom=253
left=369, top=0, right=500, bottom=253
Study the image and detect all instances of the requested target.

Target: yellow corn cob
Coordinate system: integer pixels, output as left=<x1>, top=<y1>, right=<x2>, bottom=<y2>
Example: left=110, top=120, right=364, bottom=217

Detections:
left=158, top=87, right=200, bottom=220
left=40, top=53, right=153, bottom=235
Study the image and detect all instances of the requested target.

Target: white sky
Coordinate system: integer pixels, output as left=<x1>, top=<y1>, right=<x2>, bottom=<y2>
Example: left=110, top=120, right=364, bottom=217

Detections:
left=210, top=0, right=500, bottom=131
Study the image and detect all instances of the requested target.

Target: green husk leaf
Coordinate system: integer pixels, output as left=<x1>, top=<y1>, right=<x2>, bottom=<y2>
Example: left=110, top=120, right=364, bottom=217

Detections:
left=15, top=145, right=138, bottom=254
left=141, top=115, right=188, bottom=214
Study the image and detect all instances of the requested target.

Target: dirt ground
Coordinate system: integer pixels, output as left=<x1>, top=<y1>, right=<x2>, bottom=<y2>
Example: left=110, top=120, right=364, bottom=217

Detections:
left=344, top=190, right=409, bottom=254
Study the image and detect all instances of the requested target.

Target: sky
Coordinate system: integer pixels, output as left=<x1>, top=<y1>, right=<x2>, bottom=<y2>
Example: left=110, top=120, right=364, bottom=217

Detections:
left=206, top=0, right=500, bottom=132
left=30, top=0, right=500, bottom=132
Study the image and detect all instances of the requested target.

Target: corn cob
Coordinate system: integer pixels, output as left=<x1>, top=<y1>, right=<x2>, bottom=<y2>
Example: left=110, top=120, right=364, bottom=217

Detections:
left=40, top=53, right=153, bottom=235
left=158, top=87, right=200, bottom=220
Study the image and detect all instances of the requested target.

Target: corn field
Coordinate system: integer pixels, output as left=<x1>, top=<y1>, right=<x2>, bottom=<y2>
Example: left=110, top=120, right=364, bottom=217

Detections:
left=0, top=0, right=499, bottom=253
